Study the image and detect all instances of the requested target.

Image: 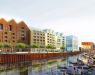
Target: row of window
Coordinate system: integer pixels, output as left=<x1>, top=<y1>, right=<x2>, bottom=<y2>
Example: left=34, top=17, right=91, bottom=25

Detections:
left=33, top=36, right=45, bottom=38
left=0, top=40, right=15, bottom=42
left=33, top=39, right=45, bottom=41
left=4, top=36, right=15, bottom=39
left=0, top=24, right=12, bottom=31
left=34, top=33, right=45, bottom=36
left=0, top=24, right=25, bottom=31
left=47, top=39, right=55, bottom=41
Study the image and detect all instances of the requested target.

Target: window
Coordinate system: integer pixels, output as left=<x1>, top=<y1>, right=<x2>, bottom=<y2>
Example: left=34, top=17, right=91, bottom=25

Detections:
left=34, top=36, right=36, bottom=38
left=37, top=39, right=39, bottom=41
left=21, top=34, right=24, bottom=36
left=9, top=25, right=12, bottom=31
left=5, top=36, right=7, bottom=38
left=21, top=27, right=24, bottom=29
left=5, top=32, right=7, bottom=34
left=12, top=33, right=15, bottom=35
left=5, top=40, right=7, bottom=42
left=0, top=24, right=3, bottom=30
left=34, top=39, right=36, bottom=41
left=13, top=37, right=15, bottom=39
left=13, top=40, right=15, bottom=42
left=21, top=37, right=25, bottom=40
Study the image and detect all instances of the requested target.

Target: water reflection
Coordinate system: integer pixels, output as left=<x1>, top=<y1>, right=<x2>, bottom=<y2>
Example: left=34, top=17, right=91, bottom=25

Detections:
left=0, top=55, right=79, bottom=75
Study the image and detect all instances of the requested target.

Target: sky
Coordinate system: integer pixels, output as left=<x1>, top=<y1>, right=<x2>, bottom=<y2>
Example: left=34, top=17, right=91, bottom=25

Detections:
left=0, top=0, right=95, bottom=44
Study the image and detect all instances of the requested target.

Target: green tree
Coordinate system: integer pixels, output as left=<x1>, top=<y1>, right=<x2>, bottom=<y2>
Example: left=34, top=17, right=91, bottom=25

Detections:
left=16, top=43, right=27, bottom=48
left=3, top=43, right=12, bottom=48
left=0, top=42, right=4, bottom=52
left=60, top=46, right=64, bottom=49
left=39, top=46, right=45, bottom=48
left=46, top=45, right=55, bottom=49
left=16, top=43, right=27, bottom=52
left=0, top=42, right=4, bottom=48
left=60, top=45, right=65, bottom=52
left=31, top=44, right=39, bottom=48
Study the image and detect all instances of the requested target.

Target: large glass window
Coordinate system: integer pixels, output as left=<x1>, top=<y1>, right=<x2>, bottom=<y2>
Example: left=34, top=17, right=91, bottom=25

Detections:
left=0, top=24, right=3, bottom=30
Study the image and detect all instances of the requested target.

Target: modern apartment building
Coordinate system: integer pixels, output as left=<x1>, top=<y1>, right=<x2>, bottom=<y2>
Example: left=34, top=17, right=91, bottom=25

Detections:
left=0, top=18, right=30, bottom=47
left=66, top=35, right=78, bottom=52
left=43, top=29, right=56, bottom=48
left=30, top=28, right=45, bottom=47
left=55, top=32, right=63, bottom=49
left=30, top=28, right=66, bottom=49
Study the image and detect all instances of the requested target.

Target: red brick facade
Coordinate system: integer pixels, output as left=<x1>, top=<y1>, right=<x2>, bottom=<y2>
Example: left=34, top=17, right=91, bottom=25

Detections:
left=0, top=18, right=30, bottom=47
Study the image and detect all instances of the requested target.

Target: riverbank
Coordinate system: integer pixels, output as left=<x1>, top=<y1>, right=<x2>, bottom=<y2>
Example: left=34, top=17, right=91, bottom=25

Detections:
left=0, top=51, right=81, bottom=73
left=0, top=51, right=80, bottom=64
left=0, top=55, right=80, bottom=75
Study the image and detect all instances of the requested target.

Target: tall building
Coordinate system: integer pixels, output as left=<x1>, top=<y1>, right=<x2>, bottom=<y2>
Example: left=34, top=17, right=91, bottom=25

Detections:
left=66, top=35, right=78, bottom=52
left=0, top=18, right=30, bottom=47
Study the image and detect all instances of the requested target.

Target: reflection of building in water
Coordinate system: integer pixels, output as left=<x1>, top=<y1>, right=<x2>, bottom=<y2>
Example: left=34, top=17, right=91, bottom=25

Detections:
left=19, top=68, right=28, bottom=75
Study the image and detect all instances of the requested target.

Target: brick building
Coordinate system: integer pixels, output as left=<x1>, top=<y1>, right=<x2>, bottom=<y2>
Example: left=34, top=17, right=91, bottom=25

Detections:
left=0, top=18, right=30, bottom=48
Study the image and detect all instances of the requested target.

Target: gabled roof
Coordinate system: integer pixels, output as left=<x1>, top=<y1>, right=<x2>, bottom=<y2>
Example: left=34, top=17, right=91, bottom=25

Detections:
left=18, top=21, right=30, bottom=30
left=0, top=18, right=7, bottom=23
left=8, top=19, right=17, bottom=24
left=18, top=21, right=26, bottom=25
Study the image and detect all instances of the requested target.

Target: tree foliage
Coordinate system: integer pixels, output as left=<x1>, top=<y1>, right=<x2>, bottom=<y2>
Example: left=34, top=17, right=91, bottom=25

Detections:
left=16, top=43, right=27, bottom=48
left=46, top=45, right=56, bottom=49
left=0, top=42, right=12, bottom=48
left=31, top=44, right=39, bottom=48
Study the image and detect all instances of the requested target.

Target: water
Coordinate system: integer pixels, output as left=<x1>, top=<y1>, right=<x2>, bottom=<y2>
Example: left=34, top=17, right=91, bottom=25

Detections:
left=0, top=55, right=79, bottom=75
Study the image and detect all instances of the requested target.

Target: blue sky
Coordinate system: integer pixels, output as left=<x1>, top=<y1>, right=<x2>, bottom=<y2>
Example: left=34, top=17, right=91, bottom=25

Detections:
left=0, top=0, right=95, bottom=43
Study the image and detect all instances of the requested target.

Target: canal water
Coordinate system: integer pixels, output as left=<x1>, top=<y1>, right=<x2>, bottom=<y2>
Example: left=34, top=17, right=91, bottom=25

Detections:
left=0, top=55, right=79, bottom=75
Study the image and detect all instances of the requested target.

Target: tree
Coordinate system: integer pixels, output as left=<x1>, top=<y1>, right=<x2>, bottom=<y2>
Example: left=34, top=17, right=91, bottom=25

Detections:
left=60, top=45, right=65, bottom=52
left=31, top=44, right=39, bottom=48
left=16, top=43, right=27, bottom=52
left=39, top=46, right=45, bottom=48
left=0, top=42, right=4, bottom=48
left=16, top=43, right=27, bottom=48
left=60, top=46, right=64, bottom=49
left=3, top=43, right=12, bottom=48
left=46, top=45, right=55, bottom=49
left=3, top=42, right=12, bottom=52
left=0, top=42, right=4, bottom=52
